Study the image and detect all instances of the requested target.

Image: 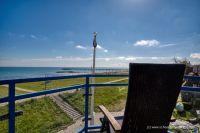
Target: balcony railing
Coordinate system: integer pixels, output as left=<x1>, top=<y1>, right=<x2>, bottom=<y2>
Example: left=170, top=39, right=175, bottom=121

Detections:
left=0, top=74, right=200, bottom=133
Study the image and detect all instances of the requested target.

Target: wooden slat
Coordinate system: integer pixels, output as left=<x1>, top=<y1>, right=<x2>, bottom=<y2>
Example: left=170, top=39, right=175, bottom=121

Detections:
left=98, top=105, right=121, bottom=132
left=0, top=111, right=23, bottom=121
left=182, top=81, right=187, bottom=86
left=170, top=116, right=176, bottom=122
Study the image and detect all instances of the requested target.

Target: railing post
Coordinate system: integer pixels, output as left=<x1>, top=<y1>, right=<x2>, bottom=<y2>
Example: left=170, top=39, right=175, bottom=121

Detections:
left=9, top=82, right=15, bottom=133
left=84, top=76, right=89, bottom=133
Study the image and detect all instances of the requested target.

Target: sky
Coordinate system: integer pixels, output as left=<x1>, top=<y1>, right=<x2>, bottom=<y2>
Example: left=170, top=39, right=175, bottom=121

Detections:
left=0, top=0, right=200, bottom=67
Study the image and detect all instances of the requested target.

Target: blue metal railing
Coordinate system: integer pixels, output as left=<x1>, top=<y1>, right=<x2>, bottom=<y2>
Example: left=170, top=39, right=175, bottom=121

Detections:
left=0, top=74, right=200, bottom=133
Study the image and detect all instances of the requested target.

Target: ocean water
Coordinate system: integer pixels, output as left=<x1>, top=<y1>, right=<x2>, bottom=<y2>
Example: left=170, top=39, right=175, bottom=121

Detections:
left=0, top=67, right=63, bottom=80
left=0, top=67, right=127, bottom=80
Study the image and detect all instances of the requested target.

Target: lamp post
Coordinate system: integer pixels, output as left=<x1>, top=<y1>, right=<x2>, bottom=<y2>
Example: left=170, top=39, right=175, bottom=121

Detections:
left=91, top=32, right=97, bottom=125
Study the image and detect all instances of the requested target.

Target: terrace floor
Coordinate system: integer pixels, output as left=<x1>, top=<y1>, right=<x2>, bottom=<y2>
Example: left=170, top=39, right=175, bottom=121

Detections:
left=58, top=110, right=200, bottom=133
left=57, top=111, right=124, bottom=133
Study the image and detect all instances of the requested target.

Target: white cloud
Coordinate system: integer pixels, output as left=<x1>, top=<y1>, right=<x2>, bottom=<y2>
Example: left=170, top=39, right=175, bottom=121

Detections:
left=30, top=34, right=38, bottom=39
left=97, top=45, right=103, bottom=49
left=104, top=49, right=108, bottom=53
left=117, top=56, right=125, bottom=60
left=176, top=56, right=183, bottom=60
left=3, top=55, right=200, bottom=67
left=55, top=56, right=63, bottom=59
left=97, top=44, right=108, bottom=53
left=75, top=44, right=108, bottom=53
left=159, top=43, right=177, bottom=48
left=134, top=40, right=160, bottom=47
left=125, top=57, right=136, bottom=61
left=105, top=58, right=110, bottom=61
left=151, top=57, right=158, bottom=60
left=76, top=45, right=87, bottom=50
left=190, top=53, right=200, bottom=59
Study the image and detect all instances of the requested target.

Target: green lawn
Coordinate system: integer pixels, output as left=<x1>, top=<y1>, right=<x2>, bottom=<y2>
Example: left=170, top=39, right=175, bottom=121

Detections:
left=60, top=80, right=128, bottom=114
left=0, top=97, right=72, bottom=133
left=16, top=78, right=84, bottom=92
left=172, top=109, right=197, bottom=121
left=0, top=86, right=26, bottom=98
left=16, top=77, right=125, bottom=92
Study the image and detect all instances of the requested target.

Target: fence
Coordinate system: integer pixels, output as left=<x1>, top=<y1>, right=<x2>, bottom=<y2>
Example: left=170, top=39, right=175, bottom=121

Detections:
left=0, top=74, right=200, bottom=133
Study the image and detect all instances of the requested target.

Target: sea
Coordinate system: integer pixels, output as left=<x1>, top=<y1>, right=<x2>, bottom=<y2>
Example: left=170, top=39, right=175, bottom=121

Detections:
left=0, top=67, right=127, bottom=80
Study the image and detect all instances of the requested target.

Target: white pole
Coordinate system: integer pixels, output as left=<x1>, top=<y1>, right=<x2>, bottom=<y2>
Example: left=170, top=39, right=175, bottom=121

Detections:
left=90, top=32, right=97, bottom=125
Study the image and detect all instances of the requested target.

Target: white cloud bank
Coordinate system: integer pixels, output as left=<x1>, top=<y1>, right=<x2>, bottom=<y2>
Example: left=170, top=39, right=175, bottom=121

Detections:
left=159, top=43, right=177, bottom=48
left=3, top=56, right=199, bottom=67
left=55, top=56, right=63, bottom=59
left=75, top=44, right=108, bottom=53
left=190, top=53, right=200, bottom=59
left=76, top=45, right=87, bottom=50
left=97, top=44, right=108, bottom=53
left=133, top=40, right=177, bottom=48
left=30, top=34, right=38, bottom=40
left=134, top=40, right=160, bottom=47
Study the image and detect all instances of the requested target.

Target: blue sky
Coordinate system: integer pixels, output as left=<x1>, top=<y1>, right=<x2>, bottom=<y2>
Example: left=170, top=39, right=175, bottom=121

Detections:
left=0, top=0, right=200, bottom=67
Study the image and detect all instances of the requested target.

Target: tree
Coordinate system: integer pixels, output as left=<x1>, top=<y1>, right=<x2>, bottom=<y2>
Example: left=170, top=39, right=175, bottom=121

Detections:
left=173, top=57, right=191, bottom=66
left=173, top=57, right=192, bottom=74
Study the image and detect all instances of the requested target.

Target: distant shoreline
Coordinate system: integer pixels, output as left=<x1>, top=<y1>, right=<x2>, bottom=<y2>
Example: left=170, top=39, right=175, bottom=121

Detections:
left=0, top=67, right=128, bottom=80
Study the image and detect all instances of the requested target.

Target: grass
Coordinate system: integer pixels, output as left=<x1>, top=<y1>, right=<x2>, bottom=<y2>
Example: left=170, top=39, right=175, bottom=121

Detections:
left=16, top=77, right=125, bottom=92
left=60, top=80, right=128, bottom=114
left=172, top=109, right=197, bottom=121
left=1, top=77, right=126, bottom=98
left=0, top=86, right=26, bottom=98
left=0, top=97, right=72, bottom=133
left=16, top=78, right=85, bottom=92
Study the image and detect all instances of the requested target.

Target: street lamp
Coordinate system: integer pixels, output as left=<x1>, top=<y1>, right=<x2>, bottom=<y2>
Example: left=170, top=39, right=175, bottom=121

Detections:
left=91, top=32, right=97, bottom=125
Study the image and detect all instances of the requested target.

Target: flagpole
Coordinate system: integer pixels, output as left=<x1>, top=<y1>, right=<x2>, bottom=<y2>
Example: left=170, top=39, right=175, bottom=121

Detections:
left=90, top=32, right=97, bottom=125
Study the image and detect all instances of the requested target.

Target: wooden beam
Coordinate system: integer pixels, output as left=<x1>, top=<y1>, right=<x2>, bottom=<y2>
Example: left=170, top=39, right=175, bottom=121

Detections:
left=98, top=105, right=121, bottom=132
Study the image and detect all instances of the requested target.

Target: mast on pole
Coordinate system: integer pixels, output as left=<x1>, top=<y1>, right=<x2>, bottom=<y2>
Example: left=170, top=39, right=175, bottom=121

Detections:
left=90, top=32, right=97, bottom=125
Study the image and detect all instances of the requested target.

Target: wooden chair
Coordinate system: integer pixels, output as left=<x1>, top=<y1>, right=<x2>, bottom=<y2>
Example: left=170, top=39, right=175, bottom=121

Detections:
left=99, top=63, right=185, bottom=133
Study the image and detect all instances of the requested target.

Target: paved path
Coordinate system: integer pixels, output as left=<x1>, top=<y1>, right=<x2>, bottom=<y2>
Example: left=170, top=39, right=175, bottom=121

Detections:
left=103, top=78, right=128, bottom=84
left=1, top=85, right=35, bottom=93
left=0, top=85, right=47, bottom=107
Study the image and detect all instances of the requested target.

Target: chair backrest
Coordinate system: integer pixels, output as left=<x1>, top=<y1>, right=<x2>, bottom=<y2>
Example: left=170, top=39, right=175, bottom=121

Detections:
left=121, top=63, right=185, bottom=133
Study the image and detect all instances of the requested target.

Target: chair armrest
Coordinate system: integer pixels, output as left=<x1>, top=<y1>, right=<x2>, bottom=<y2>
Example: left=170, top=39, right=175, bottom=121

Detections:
left=98, top=105, right=121, bottom=132
left=170, top=116, right=176, bottom=122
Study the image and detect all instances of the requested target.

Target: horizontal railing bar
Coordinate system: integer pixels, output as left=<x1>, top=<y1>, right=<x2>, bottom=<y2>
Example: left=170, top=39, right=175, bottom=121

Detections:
left=1, top=84, right=200, bottom=104
left=15, top=84, right=85, bottom=101
left=184, top=75, right=200, bottom=80
left=75, top=125, right=102, bottom=133
left=0, top=84, right=85, bottom=103
left=76, top=127, right=84, bottom=133
left=0, top=74, right=198, bottom=85
left=0, top=97, right=8, bottom=103
left=89, top=83, right=128, bottom=87
left=88, top=74, right=128, bottom=77
left=181, top=86, right=200, bottom=92
left=0, top=75, right=87, bottom=85
left=88, top=125, right=102, bottom=129
left=0, top=74, right=128, bottom=85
